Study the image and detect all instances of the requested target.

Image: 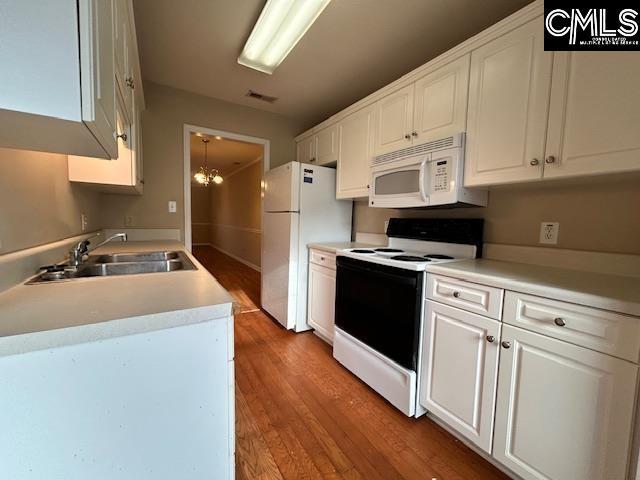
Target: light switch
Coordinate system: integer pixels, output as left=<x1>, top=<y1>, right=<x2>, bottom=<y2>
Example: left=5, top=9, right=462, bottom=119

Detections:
left=168, top=201, right=177, bottom=213
left=81, top=214, right=88, bottom=232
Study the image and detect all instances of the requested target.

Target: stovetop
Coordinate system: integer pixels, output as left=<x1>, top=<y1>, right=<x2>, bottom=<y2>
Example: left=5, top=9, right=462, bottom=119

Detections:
left=338, top=218, right=483, bottom=271
left=338, top=245, right=469, bottom=271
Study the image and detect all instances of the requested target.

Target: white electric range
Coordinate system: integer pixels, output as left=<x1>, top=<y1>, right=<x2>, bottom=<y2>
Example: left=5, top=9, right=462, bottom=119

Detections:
left=333, top=218, right=484, bottom=417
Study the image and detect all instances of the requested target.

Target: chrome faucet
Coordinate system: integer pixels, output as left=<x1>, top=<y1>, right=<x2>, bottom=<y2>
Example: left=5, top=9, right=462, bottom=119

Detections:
left=68, top=232, right=128, bottom=267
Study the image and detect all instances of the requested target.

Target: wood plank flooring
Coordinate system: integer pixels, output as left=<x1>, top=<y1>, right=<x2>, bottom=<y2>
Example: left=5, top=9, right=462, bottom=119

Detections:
left=193, top=245, right=508, bottom=480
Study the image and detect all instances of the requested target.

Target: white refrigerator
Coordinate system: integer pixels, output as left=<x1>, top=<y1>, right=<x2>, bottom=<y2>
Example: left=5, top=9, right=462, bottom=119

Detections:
left=262, top=161, right=352, bottom=332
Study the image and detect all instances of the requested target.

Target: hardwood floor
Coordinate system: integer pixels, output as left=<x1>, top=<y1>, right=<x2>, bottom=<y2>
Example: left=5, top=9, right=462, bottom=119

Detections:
left=193, top=245, right=509, bottom=480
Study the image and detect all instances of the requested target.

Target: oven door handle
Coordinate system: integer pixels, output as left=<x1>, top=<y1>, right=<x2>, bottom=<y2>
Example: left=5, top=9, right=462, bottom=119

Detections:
left=418, top=159, right=429, bottom=204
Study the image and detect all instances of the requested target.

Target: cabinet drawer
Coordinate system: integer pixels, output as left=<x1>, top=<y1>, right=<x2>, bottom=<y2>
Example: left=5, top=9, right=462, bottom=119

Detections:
left=504, top=291, right=640, bottom=363
left=309, top=249, right=336, bottom=270
left=427, top=274, right=503, bottom=320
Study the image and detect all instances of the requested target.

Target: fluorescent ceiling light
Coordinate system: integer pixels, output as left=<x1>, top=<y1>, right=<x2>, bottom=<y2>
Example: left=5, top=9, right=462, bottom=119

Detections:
left=238, top=0, right=332, bottom=74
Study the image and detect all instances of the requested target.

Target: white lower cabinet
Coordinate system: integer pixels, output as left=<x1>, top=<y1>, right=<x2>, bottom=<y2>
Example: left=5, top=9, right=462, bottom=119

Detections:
left=493, top=324, right=638, bottom=480
left=420, top=301, right=500, bottom=453
left=307, top=250, right=337, bottom=343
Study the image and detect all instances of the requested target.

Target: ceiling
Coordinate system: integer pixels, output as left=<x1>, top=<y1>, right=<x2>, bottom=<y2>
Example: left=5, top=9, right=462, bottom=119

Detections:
left=134, top=0, right=533, bottom=130
left=190, top=133, right=263, bottom=179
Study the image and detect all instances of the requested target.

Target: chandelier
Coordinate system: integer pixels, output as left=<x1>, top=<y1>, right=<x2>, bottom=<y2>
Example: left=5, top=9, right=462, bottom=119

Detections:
left=194, top=138, right=223, bottom=186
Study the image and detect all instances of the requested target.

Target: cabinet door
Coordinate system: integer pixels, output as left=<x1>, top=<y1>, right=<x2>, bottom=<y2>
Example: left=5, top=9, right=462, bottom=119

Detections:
left=336, top=104, right=375, bottom=199
left=413, top=54, right=470, bottom=143
left=315, top=124, right=339, bottom=165
left=307, top=263, right=336, bottom=343
left=494, top=325, right=637, bottom=480
left=296, top=136, right=315, bottom=164
left=68, top=93, right=134, bottom=187
left=374, top=84, right=414, bottom=155
left=464, top=19, right=552, bottom=186
left=113, top=0, right=131, bottom=110
left=544, top=52, right=640, bottom=179
left=78, top=0, right=118, bottom=159
left=419, top=302, right=501, bottom=453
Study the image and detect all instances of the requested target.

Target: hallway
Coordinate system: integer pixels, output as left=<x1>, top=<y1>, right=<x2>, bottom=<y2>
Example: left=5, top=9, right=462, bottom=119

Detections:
left=193, top=245, right=508, bottom=480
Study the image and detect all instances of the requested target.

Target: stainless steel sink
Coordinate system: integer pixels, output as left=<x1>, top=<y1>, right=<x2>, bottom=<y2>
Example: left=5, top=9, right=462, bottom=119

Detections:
left=88, top=251, right=180, bottom=264
left=27, top=251, right=196, bottom=284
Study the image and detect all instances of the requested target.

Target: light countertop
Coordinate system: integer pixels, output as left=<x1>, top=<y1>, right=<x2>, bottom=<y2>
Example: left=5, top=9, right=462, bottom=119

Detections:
left=425, top=259, right=640, bottom=317
left=307, top=242, right=380, bottom=253
left=0, top=241, right=234, bottom=355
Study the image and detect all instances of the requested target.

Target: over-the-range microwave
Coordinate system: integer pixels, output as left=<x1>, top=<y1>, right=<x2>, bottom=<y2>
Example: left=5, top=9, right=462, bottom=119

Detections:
left=369, top=133, right=487, bottom=208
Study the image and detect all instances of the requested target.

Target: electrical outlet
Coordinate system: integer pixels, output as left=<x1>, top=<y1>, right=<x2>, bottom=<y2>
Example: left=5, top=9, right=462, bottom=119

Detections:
left=539, top=222, right=559, bottom=244
left=81, top=213, right=88, bottom=232
left=125, top=215, right=135, bottom=227
left=168, top=201, right=177, bottom=213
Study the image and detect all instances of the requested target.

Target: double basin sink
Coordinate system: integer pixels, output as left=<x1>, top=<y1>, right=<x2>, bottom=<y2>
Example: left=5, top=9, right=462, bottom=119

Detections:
left=28, top=251, right=196, bottom=284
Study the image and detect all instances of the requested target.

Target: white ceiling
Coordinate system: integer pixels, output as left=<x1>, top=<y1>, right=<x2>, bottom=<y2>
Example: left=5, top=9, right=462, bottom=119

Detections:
left=134, top=0, right=533, bottom=130
left=190, top=133, right=263, bottom=178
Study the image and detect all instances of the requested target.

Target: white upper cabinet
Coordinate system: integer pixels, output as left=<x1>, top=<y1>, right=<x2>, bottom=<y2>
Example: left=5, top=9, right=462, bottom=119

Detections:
left=296, top=135, right=315, bottom=164
left=314, top=124, right=339, bottom=165
left=114, top=0, right=134, bottom=121
left=413, top=54, right=470, bottom=143
left=0, top=0, right=117, bottom=159
left=464, top=19, right=552, bottom=187
left=336, top=104, right=376, bottom=199
left=544, top=52, right=640, bottom=179
left=79, top=0, right=118, bottom=159
left=69, top=89, right=142, bottom=194
left=374, top=84, right=415, bottom=155
left=420, top=302, right=501, bottom=453
left=494, top=325, right=638, bottom=480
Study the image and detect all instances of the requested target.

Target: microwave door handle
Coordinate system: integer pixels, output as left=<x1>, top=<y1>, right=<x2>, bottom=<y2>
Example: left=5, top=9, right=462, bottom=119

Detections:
left=418, top=159, right=429, bottom=203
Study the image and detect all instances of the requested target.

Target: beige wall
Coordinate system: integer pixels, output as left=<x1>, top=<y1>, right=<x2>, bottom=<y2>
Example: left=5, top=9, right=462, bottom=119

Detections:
left=354, top=176, right=640, bottom=255
left=100, top=82, right=300, bottom=240
left=0, top=148, right=103, bottom=254
left=209, top=160, right=262, bottom=268
left=191, top=183, right=211, bottom=244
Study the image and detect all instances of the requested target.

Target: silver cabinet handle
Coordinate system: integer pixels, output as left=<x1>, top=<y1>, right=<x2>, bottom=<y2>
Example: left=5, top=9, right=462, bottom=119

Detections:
left=545, top=155, right=556, bottom=164
left=554, top=317, right=566, bottom=327
left=116, top=132, right=128, bottom=142
left=404, top=133, right=412, bottom=140
left=486, top=335, right=495, bottom=343
left=452, top=291, right=461, bottom=298
left=530, top=158, right=540, bottom=166
left=501, top=341, right=511, bottom=349
left=411, top=131, right=418, bottom=137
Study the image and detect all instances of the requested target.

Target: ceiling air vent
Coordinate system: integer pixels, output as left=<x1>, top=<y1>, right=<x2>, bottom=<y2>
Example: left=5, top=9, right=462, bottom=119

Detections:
left=246, top=90, right=278, bottom=103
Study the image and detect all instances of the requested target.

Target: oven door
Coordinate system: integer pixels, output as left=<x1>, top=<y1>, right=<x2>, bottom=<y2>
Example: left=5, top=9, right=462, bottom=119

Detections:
left=335, top=256, right=424, bottom=370
left=369, top=155, right=431, bottom=208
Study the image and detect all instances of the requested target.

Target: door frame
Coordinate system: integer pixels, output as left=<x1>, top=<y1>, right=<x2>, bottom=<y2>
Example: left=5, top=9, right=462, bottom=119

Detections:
left=182, top=123, right=270, bottom=252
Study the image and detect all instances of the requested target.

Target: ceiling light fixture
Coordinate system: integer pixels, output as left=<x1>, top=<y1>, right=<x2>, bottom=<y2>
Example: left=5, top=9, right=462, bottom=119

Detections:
left=238, top=0, right=332, bottom=74
left=194, top=138, right=223, bottom=186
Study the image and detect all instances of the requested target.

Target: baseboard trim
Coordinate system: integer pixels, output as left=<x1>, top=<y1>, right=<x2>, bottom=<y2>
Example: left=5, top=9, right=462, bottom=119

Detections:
left=197, top=243, right=261, bottom=272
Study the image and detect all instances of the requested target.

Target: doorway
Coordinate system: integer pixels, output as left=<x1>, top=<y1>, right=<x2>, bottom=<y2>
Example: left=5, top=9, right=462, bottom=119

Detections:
left=182, top=125, right=269, bottom=274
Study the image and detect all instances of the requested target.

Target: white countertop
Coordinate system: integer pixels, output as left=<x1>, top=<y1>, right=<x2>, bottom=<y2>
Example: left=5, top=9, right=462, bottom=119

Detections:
left=307, top=242, right=379, bottom=253
left=426, top=259, right=640, bottom=317
left=0, top=241, right=234, bottom=355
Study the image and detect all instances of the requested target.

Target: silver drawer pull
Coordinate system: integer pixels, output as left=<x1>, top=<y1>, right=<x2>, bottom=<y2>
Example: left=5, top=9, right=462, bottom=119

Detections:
left=501, top=341, right=511, bottom=349
left=554, top=317, right=566, bottom=327
left=452, top=291, right=461, bottom=298
left=486, top=335, right=495, bottom=343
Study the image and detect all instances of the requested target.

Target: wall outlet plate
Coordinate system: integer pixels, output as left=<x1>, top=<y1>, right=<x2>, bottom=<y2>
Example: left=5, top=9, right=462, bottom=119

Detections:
left=81, top=214, right=88, bottom=232
left=539, top=222, right=559, bottom=244
left=125, top=215, right=135, bottom=227
left=168, top=201, right=177, bottom=213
